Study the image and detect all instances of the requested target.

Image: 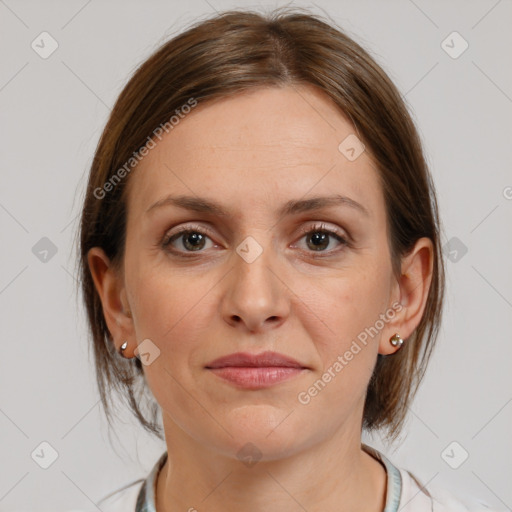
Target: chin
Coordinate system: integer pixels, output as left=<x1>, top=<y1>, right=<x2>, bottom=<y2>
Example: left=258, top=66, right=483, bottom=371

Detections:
left=210, top=406, right=312, bottom=460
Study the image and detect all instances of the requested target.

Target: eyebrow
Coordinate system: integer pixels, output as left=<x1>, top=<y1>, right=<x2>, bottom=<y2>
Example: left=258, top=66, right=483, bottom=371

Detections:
left=145, top=193, right=370, bottom=218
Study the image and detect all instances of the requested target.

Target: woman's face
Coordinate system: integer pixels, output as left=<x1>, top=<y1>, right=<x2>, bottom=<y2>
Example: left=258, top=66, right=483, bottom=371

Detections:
left=116, top=85, right=409, bottom=459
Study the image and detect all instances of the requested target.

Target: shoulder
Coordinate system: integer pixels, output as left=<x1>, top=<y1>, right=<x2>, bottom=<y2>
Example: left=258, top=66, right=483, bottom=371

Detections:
left=95, top=479, right=144, bottom=511
left=90, top=451, right=166, bottom=512
left=399, top=468, right=506, bottom=512
left=363, top=444, right=505, bottom=512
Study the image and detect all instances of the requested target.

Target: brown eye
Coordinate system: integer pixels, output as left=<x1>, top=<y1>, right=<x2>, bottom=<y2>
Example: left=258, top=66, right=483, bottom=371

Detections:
left=162, top=228, right=215, bottom=253
left=296, top=223, right=348, bottom=254
left=176, top=232, right=207, bottom=251
left=306, top=231, right=331, bottom=251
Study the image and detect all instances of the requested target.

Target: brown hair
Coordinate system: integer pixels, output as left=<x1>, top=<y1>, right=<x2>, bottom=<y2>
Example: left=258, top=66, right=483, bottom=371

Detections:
left=77, top=7, right=445, bottom=442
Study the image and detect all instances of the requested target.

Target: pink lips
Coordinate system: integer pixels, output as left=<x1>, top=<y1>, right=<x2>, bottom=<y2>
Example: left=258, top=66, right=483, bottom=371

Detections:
left=205, top=351, right=308, bottom=389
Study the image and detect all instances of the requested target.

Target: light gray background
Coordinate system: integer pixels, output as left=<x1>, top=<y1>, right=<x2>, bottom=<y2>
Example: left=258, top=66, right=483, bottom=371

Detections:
left=1, top=0, right=511, bottom=510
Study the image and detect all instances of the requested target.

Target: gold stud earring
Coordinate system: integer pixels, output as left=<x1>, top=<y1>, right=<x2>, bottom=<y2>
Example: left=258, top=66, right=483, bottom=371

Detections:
left=389, top=333, right=404, bottom=349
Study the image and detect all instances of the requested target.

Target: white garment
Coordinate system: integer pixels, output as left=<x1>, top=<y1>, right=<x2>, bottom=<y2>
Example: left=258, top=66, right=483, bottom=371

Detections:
left=96, top=481, right=142, bottom=511
left=92, top=446, right=505, bottom=512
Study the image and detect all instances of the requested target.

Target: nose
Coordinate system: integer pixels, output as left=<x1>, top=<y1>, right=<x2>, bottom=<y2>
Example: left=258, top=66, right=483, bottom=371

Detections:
left=220, top=239, right=290, bottom=333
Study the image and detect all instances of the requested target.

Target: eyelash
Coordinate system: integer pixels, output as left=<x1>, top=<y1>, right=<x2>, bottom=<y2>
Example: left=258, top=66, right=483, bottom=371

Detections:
left=161, top=222, right=349, bottom=258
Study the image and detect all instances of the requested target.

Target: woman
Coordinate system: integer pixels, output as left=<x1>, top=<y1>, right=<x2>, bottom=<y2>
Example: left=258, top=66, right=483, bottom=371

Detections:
left=78, top=7, right=500, bottom=511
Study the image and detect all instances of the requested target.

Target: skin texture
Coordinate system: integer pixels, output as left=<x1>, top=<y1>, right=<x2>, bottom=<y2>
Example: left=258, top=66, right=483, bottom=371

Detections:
left=88, top=84, right=433, bottom=511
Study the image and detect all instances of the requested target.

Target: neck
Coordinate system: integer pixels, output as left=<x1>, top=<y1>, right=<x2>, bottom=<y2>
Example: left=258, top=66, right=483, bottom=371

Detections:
left=155, top=422, right=387, bottom=512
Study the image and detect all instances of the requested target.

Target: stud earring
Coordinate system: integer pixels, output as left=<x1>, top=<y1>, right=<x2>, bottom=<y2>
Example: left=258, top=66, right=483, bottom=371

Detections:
left=119, top=340, right=132, bottom=359
left=389, top=333, right=404, bottom=349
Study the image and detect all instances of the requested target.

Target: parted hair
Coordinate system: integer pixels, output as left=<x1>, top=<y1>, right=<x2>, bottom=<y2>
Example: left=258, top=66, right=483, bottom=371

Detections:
left=77, top=7, right=445, bottom=442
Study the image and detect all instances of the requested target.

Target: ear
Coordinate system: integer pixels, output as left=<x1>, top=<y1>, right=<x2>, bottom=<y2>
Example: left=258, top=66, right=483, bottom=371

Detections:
left=379, top=237, right=434, bottom=355
left=87, top=247, right=135, bottom=357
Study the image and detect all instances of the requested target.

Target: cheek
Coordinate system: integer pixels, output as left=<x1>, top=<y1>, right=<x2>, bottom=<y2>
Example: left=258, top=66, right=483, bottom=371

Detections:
left=126, top=261, right=222, bottom=396
left=127, top=253, right=211, bottom=339
left=303, top=265, right=390, bottom=348
left=128, top=267, right=213, bottom=423
left=294, top=262, right=392, bottom=399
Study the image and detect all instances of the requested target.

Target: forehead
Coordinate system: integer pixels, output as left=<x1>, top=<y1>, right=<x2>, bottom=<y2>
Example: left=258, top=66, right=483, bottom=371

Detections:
left=126, top=85, right=383, bottom=221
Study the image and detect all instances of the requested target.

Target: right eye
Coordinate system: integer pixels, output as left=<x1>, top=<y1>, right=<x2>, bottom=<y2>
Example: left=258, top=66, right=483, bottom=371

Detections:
left=162, top=226, right=217, bottom=254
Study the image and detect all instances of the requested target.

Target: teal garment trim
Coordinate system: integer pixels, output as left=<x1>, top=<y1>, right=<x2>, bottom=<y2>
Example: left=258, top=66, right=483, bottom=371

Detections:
left=362, top=443, right=402, bottom=512
left=136, top=451, right=168, bottom=512
left=379, top=451, right=402, bottom=512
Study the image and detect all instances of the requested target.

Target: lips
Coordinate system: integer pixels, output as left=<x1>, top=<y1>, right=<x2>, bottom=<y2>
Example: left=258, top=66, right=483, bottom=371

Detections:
left=205, top=351, right=306, bottom=370
left=205, top=351, right=309, bottom=389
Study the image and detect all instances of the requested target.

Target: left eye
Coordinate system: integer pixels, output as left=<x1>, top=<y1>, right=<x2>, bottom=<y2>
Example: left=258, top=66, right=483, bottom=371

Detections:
left=296, top=225, right=347, bottom=252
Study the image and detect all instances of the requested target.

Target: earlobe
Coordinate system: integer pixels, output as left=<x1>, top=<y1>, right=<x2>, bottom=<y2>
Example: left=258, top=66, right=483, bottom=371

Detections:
left=87, top=247, right=133, bottom=352
left=378, top=237, right=434, bottom=356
